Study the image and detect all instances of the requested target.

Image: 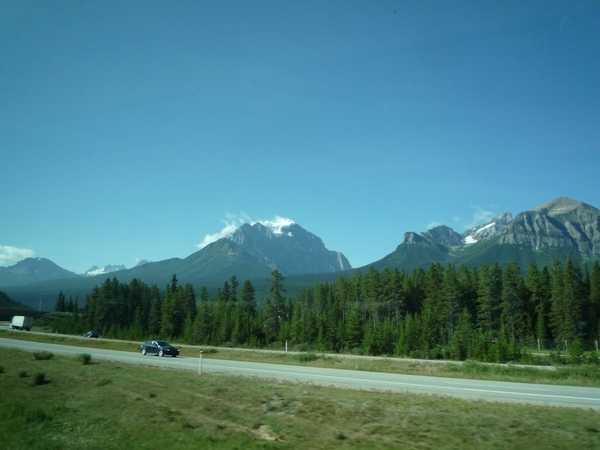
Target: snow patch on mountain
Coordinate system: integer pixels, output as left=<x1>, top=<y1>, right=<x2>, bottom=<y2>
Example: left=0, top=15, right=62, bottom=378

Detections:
left=464, top=222, right=496, bottom=244
left=462, top=212, right=513, bottom=245
left=84, top=264, right=126, bottom=276
left=259, top=217, right=295, bottom=236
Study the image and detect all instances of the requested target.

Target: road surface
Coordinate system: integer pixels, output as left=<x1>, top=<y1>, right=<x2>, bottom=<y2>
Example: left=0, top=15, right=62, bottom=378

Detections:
left=1, top=337, right=599, bottom=409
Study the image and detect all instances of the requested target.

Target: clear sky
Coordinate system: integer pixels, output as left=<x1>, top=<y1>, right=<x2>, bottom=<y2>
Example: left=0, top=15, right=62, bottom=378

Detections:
left=2, top=1, right=599, bottom=274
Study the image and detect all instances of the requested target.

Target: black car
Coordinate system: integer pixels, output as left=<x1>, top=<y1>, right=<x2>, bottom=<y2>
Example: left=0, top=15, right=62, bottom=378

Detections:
left=83, top=331, right=99, bottom=338
left=140, top=340, right=179, bottom=357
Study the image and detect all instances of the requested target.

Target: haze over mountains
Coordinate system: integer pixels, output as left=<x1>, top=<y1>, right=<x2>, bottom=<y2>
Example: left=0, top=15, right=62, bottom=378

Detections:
left=2, top=197, right=600, bottom=310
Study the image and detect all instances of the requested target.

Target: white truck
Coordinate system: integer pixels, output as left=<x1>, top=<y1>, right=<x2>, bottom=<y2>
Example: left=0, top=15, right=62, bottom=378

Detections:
left=9, top=316, right=34, bottom=331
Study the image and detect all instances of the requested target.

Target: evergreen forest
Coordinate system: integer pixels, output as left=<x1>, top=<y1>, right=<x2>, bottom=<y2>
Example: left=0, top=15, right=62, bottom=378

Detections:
left=50, top=256, right=600, bottom=364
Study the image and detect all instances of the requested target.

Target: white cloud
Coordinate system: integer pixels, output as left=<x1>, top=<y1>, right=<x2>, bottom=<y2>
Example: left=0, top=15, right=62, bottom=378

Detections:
left=465, top=206, right=496, bottom=229
left=197, top=212, right=298, bottom=249
left=426, top=221, right=443, bottom=230
left=261, top=216, right=295, bottom=234
left=197, top=221, right=240, bottom=249
left=0, top=245, right=35, bottom=266
left=197, top=212, right=256, bottom=249
left=425, top=206, right=497, bottom=233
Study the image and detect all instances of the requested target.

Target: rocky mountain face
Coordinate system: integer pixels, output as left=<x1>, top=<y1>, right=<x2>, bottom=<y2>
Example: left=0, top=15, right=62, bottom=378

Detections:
left=375, top=197, right=600, bottom=271
left=228, top=221, right=352, bottom=275
left=422, top=225, right=465, bottom=247
left=401, top=212, right=514, bottom=248
left=463, top=212, right=514, bottom=244
left=496, top=198, right=600, bottom=255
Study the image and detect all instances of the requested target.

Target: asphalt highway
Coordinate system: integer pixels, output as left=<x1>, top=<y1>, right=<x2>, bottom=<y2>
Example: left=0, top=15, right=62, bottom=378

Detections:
left=2, top=337, right=600, bottom=409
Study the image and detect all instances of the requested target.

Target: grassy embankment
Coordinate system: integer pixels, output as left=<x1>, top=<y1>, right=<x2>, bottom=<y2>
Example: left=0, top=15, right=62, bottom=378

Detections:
left=2, top=328, right=600, bottom=387
left=1, top=346, right=600, bottom=449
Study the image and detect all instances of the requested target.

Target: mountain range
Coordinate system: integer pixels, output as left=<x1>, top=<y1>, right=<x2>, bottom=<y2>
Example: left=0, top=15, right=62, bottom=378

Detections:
left=372, top=197, right=600, bottom=273
left=2, top=197, right=600, bottom=310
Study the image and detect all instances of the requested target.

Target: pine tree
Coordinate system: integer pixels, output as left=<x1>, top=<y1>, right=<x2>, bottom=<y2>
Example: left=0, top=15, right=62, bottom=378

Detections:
left=564, top=255, right=584, bottom=338
left=344, top=302, right=364, bottom=351
left=550, top=257, right=579, bottom=344
left=443, top=263, right=460, bottom=338
left=229, top=276, right=239, bottom=302
left=55, top=291, right=66, bottom=312
left=526, top=262, right=543, bottom=341
left=160, top=275, right=194, bottom=339
left=456, top=265, right=478, bottom=320
left=262, top=270, right=287, bottom=344
left=477, top=264, right=502, bottom=334
left=395, top=313, right=422, bottom=357
left=449, top=308, right=473, bottom=360
left=422, top=262, right=446, bottom=351
left=148, top=286, right=162, bottom=337
left=501, top=262, right=522, bottom=341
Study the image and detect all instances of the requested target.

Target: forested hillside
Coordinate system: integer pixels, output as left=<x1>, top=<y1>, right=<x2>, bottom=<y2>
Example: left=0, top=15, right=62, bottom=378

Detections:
left=49, top=257, right=600, bottom=363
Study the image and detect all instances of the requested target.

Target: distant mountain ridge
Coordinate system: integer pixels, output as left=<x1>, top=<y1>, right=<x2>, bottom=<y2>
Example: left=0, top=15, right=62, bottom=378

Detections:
left=371, top=197, right=600, bottom=272
left=2, top=198, right=600, bottom=310
left=0, top=257, right=77, bottom=288
left=0, top=220, right=352, bottom=307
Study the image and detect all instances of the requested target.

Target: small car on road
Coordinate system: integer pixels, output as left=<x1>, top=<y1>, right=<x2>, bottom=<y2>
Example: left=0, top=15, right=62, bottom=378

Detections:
left=83, top=331, right=99, bottom=338
left=140, top=340, right=179, bottom=357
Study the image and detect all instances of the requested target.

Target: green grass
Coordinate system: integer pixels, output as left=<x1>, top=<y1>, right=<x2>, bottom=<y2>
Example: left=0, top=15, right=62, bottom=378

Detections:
left=0, top=347, right=599, bottom=449
left=3, top=329, right=600, bottom=387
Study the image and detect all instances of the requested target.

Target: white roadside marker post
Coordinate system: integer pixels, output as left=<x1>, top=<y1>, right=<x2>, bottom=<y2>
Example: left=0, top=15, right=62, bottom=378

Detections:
left=199, top=349, right=203, bottom=375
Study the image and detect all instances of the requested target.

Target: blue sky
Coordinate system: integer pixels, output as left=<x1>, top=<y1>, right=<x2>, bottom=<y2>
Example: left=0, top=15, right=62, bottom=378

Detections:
left=2, top=1, right=599, bottom=274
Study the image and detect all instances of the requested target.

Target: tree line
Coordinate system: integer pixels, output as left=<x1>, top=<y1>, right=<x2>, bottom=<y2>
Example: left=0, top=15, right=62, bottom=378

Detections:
left=51, top=256, right=600, bottom=363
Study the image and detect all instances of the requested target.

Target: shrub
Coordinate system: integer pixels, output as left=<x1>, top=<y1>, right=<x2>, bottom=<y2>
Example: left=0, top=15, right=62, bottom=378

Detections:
left=18, top=370, right=28, bottom=378
left=568, top=339, right=585, bottom=364
left=335, top=432, right=347, bottom=440
left=549, top=351, right=567, bottom=365
left=580, top=351, right=600, bottom=365
left=33, top=351, right=54, bottom=360
left=77, top=353, right=92, bottom=365
left=32, top=372, right=46, bottom=385
left=0, top=366, right=4, bottom=374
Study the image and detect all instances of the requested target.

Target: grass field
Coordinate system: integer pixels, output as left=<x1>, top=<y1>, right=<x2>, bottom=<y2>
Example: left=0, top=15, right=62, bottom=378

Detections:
left=2, top=329, right=600, bottom=388
left=1, top=347, right=600, bottom=449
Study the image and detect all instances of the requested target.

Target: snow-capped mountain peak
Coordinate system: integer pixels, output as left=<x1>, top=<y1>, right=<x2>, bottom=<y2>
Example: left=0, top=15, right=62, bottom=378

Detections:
left=227, top=219, right=352, bottom=274
left=259, top=216, right=295, bottom=236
